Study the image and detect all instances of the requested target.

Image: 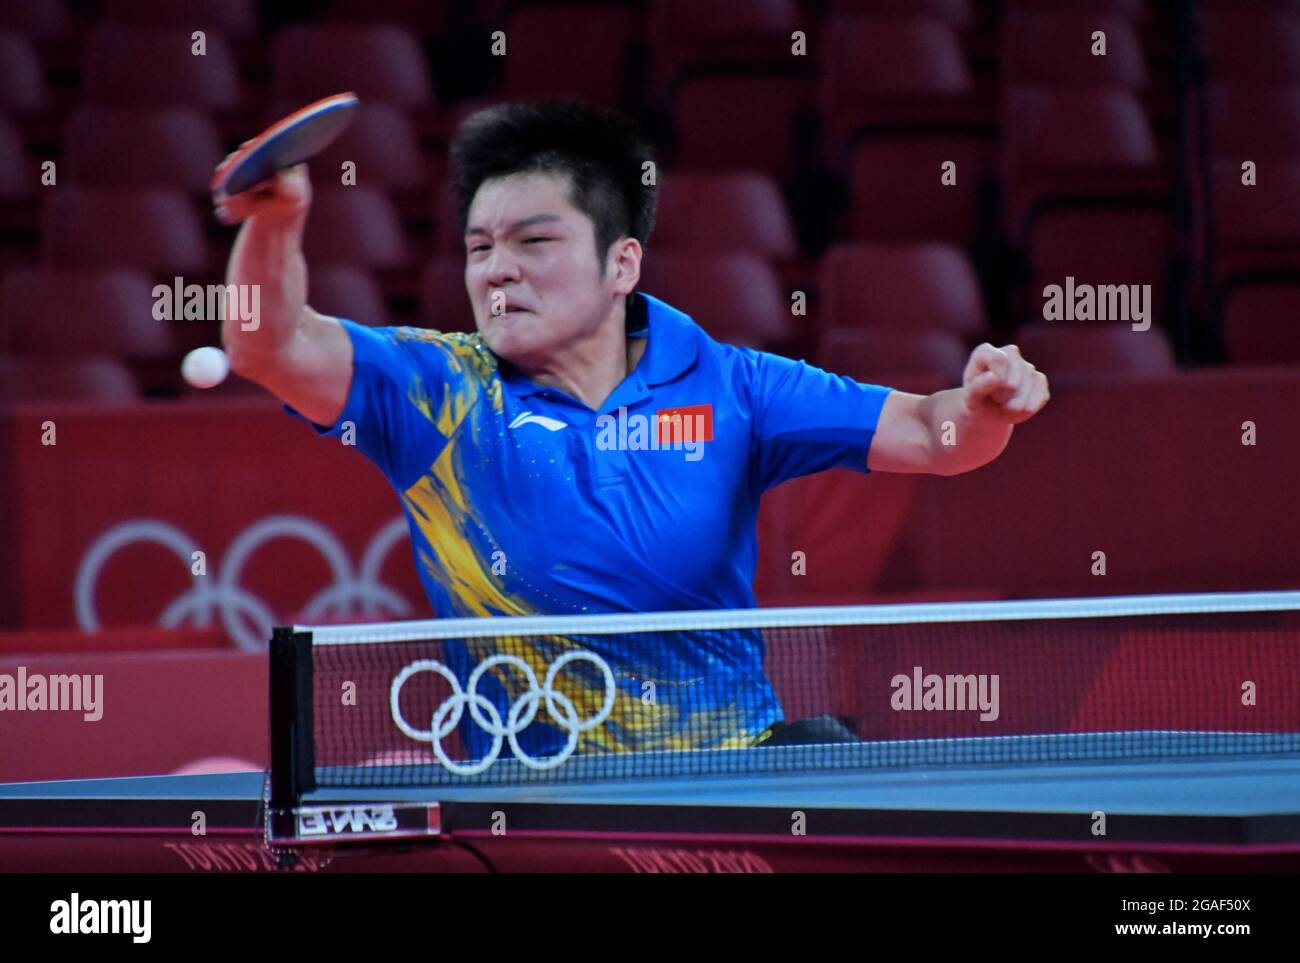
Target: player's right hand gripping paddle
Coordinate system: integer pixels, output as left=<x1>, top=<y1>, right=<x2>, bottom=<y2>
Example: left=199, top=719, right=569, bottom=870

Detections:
left=211, top=92, right=360, bottom=197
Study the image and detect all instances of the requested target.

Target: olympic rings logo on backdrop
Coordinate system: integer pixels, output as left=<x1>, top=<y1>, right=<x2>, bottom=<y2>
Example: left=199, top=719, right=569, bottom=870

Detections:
left=390, top=652, right=617, bottom=775
left=75, top=516, right=413, bottom=652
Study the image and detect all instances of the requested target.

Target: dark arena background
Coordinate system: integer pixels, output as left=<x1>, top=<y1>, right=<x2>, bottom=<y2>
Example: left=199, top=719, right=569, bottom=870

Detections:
left=0, top=0, right=1297, bottom=906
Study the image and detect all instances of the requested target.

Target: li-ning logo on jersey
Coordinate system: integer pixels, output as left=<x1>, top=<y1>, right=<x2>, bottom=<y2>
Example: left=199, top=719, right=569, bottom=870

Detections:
left=509, top=411, right=568, bottom=432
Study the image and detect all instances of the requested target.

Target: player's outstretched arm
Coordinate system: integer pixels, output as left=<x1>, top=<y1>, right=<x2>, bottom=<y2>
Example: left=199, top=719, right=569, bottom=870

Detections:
left=216, top=165, right=353, bottom=427
left=868, top=343, right=1049, bottom=475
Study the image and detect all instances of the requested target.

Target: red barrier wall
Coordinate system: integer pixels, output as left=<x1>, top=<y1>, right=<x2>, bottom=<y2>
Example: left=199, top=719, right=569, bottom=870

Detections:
left=909, top=368, right=1300, bottom=596
left=3, top=370, right=1300, bottom=648
left=0, top=650, right=266, bottom=782
left=0, top=397, right=428, bottom=647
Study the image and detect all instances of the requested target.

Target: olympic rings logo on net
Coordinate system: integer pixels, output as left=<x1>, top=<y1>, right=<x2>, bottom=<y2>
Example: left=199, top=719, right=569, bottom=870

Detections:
left=389, top=651, right=617, bottom=775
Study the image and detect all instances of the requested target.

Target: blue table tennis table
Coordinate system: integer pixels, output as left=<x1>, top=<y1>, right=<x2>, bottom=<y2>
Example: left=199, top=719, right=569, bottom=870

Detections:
left=3, top=732, right=1298, bottom=873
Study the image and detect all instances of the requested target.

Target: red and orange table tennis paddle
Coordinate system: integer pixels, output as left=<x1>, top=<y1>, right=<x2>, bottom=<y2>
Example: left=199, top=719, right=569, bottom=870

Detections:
left=211, top=92, right=360, bottom=197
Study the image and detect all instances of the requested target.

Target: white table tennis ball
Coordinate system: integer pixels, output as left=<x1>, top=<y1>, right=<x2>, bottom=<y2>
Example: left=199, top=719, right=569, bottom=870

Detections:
left=181, top=346, right=230, bottom=389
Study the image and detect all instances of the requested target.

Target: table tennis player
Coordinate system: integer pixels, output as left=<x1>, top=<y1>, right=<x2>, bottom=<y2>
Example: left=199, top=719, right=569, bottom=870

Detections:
left=215, top=99, right=1049, bottom=760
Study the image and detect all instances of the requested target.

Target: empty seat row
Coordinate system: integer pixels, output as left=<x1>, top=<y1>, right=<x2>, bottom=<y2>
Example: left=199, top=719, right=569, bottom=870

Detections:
left=13, top=238, right=1262, bottom=369
left=25, top=167, right=807, bottom=269
left=4, top=266, right=1296, bottom=406
left=0, top=356, right=139, bottom=401
left=820, top=324, right=1181, bottom=385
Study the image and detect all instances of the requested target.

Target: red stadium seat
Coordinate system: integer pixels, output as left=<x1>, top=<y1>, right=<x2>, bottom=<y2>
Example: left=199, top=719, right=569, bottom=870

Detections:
left=1011, top=322, right=1178, bottom=379
left=310, top=264, right=390, bottom=327
left=501, top=5, right=643, bottom=105
left=0, top=117, right=32, bottom=201
left=64, top=107, right=222, bottom=193
left=325, top=0, right=455, bottom=35
left=1008, top=0, right=1147, bottom=16
left=270, top=24, right=435, bottom=108
left=639, top=251, right=792, bottom=348
left=101, top=0, right=259, bottom=38
left=1002, top=85, right=1158, bottom=173
left=40, top=188, right=209, bottom=272
left=1201, top=11, right=1300, bottom=84
left=1221, top=282, right=1300, bottom=365
left=816, top=243, right=987, bottom=337
left=847, top=133, right=994, bottom=243
left=1198, top=89, right=1300, bottom=283
left=301, top=187, right=409, bottom=269
left=828, top=0, right=976, bottom=28
left=824, top=17, right=971, bottom=97
left=431, top=181, right=462, bottom=258
left=1205, top=85, right=1300, bottom=159
left=0, top=267, right=167, bottom=358
left=420, top=256, right=476, bottom=333
left=1002, top=87, right=1161, bottom=234
left=1001, top=89, right=1170, bottom=325
left=1002, top=13, right=1148, bottom=88
left=647, top=0, right=802, bottom=101
left=263, top=99, right=430, bottom=192
left=432, top=179, right=463, bottom=256
left=0, top=0, right=69, bottom=38
left=1199, top=0, right=1300, bottom=8
left=0, top=32, right=49, bottom=112
left=1211, top=158, right=1300, bottom=248
left=819, top=327, right=969, bottom=383
left=81, top=25, right=241, bottom=108
left=1021, top=130, right=1167, bottom=341
left=1027, top=207, right=1172, bottom=327
left=0, top=356, right=140, bottom=402
left=819, top=16, right=973, bottom=162
left=654, top=171, right=798, bottom=260
left=673, top=71, right=813, bottom=181
left=829, top=0, right=992, bottom=85
left=1210, top=158, right=1300, bottom=282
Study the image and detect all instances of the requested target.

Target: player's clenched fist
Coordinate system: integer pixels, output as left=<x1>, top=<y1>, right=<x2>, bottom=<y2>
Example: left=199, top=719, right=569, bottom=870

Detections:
left=960, top=342, right=1050, bottom=425
left=213, top=163, right=312, bottom=226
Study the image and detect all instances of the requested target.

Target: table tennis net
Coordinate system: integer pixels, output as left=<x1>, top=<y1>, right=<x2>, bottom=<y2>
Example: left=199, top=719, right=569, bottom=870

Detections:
left=272, top=592, right=1300, bottom=790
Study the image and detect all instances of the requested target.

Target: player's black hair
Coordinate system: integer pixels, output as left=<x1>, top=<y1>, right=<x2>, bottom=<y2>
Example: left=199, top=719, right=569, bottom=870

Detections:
left=449, top=99, right=658, bottom=272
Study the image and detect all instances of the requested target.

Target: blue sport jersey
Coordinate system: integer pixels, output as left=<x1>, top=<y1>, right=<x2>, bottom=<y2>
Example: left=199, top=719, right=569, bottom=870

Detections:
left=291, top=291, right=893, bottom=759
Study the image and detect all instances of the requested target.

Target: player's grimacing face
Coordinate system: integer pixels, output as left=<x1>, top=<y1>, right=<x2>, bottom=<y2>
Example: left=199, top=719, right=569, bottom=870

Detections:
left=463, top=172, right=614, bottom=364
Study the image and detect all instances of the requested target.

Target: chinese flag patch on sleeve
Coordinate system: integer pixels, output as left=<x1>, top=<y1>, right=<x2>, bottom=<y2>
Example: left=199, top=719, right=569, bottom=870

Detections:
left=655, top=404, right=714, bottom=444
